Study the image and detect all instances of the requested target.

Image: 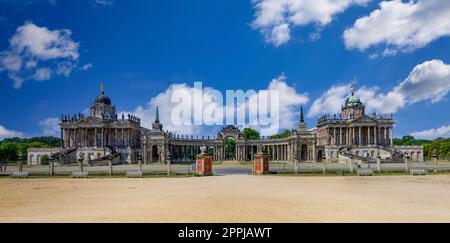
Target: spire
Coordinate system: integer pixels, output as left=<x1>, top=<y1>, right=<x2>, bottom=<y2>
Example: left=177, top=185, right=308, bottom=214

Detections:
left=298, top=105, right=307, bottom=131
left=155, top=106, right=160, bottom=122
left=100, top=82, right=105, bottom=95
left=350, top=84, right=355, bottom=96
left=300, top=106, right=304, bottom=123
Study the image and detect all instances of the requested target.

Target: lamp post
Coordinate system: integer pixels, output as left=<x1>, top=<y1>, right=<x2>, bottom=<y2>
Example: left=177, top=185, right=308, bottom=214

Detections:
left=432, top=149, right=438, bottom=173
left=106, top=149, right=113, bottom=176
left=137, top=152, right=143, bottom=173
left=17, top=151, right=23, bottom=173
left=404, top=153, right=409, bottom=172
left=78, top=152, right=84, bottom=173
left=50, top=157, right=55, bottom=176
left=376, top=151, right=381, bottom=173
left=322, top=154, right=326, bottom=174
left=166, top=149, right=171, bottom=176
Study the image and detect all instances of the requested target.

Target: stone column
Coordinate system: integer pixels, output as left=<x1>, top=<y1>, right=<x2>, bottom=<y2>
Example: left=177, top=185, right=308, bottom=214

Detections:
left=358, top=126, right=361, bottom=146
left=101, top=128, right=104, bottom=148
left=312, top=145, right=316, bottom=163
left=280, top=145, right=283, bottom=161
left=352, top=127, right=355, bottom=145
left=346, top=128, right=349, bottom=145
left=333, top=128, right=336, bottom=145
left=390, top=127, right=393, bottom=146
left=274, top=146, right=277, bottom=160
left=279, top=145, right=281, bottom=161
left=84, top=128, right=87, bottom=147
left=278, top=146, right=281, bottom=161
left=143, top=140, right=147, bottom=164
left=368, top=127, right=371, bottom=145
left=375, top=127, right=378, bottom=146
left=94, top=128, right=97, bottom=148
left=128, top=129, right=131, bottom=147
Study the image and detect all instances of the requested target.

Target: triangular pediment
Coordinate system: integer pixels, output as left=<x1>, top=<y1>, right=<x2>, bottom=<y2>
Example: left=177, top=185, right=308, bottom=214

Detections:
left=77, top=116, right=103, bottom=124
left=353, top=115, right=378, bottom=124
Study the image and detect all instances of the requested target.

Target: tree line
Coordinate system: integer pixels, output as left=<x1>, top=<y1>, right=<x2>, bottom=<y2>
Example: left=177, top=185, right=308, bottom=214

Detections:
left=0, top=137, right=61, bottom=163
left=394, top=136, right=450, bottom=159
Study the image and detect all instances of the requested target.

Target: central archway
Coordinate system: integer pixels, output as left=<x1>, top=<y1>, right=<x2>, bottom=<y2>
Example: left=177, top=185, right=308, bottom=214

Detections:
left=224, top=136, right=236, bottom=160
left=301, top=144, right=308, bottom=161
left=151, top=145, right=159, bottom=162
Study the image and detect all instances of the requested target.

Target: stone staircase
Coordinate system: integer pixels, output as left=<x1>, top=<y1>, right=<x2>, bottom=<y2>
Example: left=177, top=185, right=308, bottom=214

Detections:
left=51, top=148, right=77, bottom=165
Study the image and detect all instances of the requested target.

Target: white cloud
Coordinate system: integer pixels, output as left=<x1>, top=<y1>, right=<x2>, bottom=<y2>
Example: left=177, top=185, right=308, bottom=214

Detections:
left=412, top=124, right=450, bottom=139
left=267, top=74, right=309, bottom=129
left=0, top=124, right=24, bottom=140
left=55, top=61, right=76, bottom=77
left=395, top=59, right=450, bottom=104
left=308, top=59, right=450, bottom=117
left=95, top=0, right=114, bottom=6
left=39, top=117, right=60, bottom=137
left=307, top=84, right=348, bottom=117
left=32, top=67, right=52, bottom=81
left=122, top=75, right=308, bottom=136
left=0, top=52, right=22, bottom=71
left=344, top=0, right=450, bottom=55
left=79, top=63, right=93, bottom=71
left=0, top=22, right=83, bottom=88
left=268, top=23, right=291, bottom=47
left=10, top=22, right=79, bottom=60
left=251, top=0, right=371, bottom=46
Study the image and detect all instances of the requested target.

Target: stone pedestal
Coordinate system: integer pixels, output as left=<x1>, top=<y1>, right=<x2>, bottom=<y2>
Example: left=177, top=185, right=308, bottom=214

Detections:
left=254, top=153, right=269, bottom=175
left=376, top=157, right=381, bottom=173
left=196, top=153, right=213, bottom=176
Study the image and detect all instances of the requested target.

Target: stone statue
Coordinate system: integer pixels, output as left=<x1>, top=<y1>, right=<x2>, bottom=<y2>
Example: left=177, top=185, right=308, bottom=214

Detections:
left=200, top=145, right=207, bottom=154
left=432, top=149, right=438, bottom=158
left=257, top=144, right=264, bottom=154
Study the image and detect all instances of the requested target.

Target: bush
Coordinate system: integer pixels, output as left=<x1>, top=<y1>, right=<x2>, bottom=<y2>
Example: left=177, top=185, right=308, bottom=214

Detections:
left=40, top=155, right=50, bottom=165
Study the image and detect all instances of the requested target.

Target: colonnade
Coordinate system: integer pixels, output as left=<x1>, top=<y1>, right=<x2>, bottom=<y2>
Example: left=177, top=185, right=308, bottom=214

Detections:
left=62, top=127, right=140, bottom=149
left=327, top=126, right=393, bottom=147
left=143, top=142, right=315, bottom=163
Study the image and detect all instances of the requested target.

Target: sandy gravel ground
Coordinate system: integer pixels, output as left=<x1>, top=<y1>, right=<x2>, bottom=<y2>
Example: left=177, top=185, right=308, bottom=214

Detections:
left=1, top=175, right=450, bottom=223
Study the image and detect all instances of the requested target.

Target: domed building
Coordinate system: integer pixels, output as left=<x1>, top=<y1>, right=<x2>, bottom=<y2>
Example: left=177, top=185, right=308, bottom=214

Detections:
left=316, top=85, right=423, bottom=162
left=58, top=84, right=142, bottom=163
left=341, top=85, right=365, bottom=119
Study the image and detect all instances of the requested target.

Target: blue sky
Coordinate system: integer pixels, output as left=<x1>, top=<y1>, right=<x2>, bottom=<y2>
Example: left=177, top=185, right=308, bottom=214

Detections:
left=1, top=0, right=450, bottom=139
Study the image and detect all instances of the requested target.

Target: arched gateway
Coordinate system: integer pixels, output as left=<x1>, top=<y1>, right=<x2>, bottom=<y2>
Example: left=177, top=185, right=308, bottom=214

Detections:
left=141, top=107, right=317, bottom=163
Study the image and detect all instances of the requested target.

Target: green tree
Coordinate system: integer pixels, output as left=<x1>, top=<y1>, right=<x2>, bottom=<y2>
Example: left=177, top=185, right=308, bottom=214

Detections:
left=224, top=138, right=236, bottom=160
left=242, top=128, right=260, bottom=140
left=40, top=154, right=50, bottom=165
left=207, top=147, right=214, bottom=157
left=271, top=130, right=291, bottom=139
left=0, top=142, right=19, bottom=162
left=0, top=136, right=59, bottom=163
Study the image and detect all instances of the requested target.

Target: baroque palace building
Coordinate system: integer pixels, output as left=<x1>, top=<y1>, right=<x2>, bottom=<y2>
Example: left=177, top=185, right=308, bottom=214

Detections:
left=58, top=84, right=142, bottom=162
left=28, top=84, right=423, bottom=164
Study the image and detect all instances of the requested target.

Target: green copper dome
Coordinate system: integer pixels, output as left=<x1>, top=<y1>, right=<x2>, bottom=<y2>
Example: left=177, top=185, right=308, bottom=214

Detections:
left=345, top=85, right=362, bottom=107
left=345, top=95, right=361, bottom=105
